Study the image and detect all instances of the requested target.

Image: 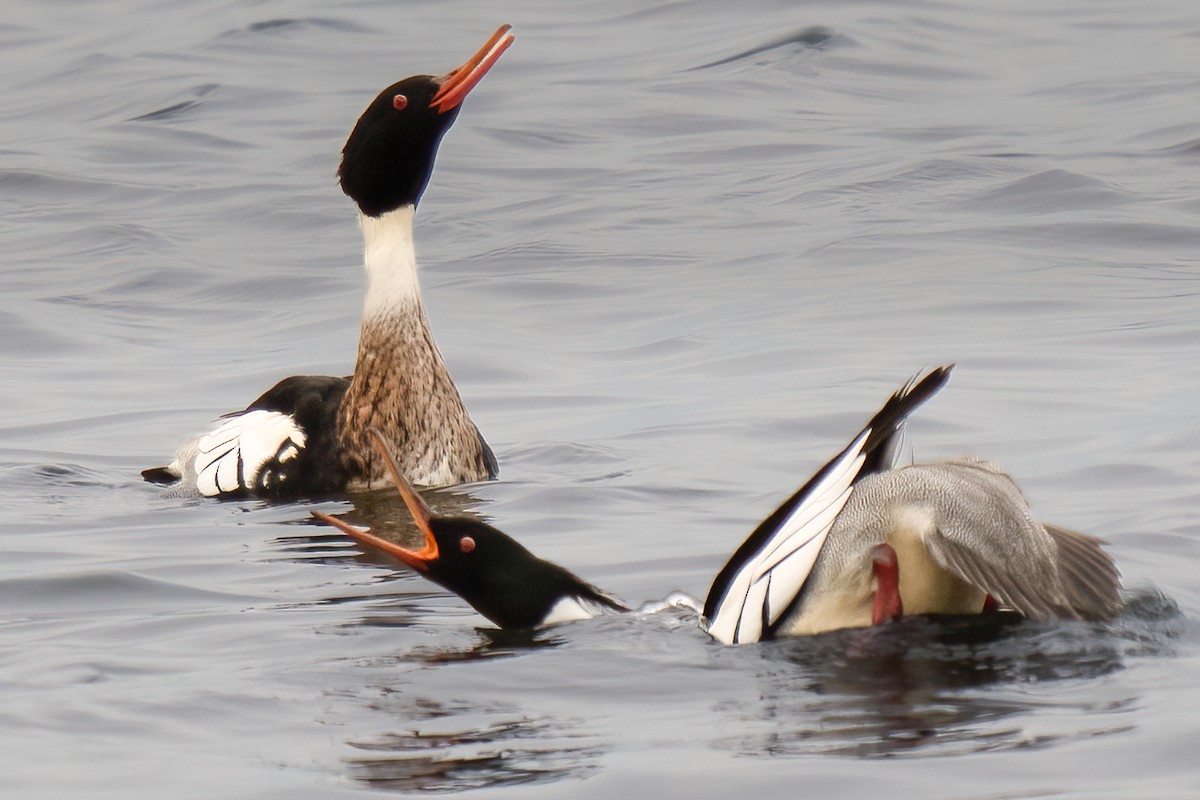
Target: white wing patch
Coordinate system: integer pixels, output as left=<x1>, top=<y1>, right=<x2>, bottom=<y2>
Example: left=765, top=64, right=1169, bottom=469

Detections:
left=703, top=366, right=952, bottom=644
left=193, top=410, right=306, bottom=496
left=704, top=432, right=871, bottom=645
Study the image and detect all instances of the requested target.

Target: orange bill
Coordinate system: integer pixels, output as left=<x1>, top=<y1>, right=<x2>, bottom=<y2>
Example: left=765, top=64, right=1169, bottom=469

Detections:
left=430, top=24, right=514, bottom=113
left=312, top=510, right=436, bottom=572
left=369, top=430, right=433, bottom=532
left=309, top=430, right=441, bottom=571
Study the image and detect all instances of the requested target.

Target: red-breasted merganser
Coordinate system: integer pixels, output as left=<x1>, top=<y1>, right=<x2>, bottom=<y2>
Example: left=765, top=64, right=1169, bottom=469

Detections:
left=315, top=432, right=626, bottom=629
left=316, top=367, right=1122, bottom=638
left=143, top=26, right=514, bottom=499
left=703, top=366, right=1121, bottom=642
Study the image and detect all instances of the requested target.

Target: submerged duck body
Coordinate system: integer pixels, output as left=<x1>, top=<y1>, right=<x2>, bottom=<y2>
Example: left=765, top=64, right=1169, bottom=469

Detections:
left=143, top=27, right=514, bottom=499
left=703, top=366, right=1120, bottom=643
left=759, top=457, right=1120, bottom=638
left=319, top=367, right=1122, bottom=642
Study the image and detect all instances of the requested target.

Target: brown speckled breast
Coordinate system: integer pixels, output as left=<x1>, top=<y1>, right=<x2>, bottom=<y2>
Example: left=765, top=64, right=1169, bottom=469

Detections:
left=337, top=301, right=495, bottom=488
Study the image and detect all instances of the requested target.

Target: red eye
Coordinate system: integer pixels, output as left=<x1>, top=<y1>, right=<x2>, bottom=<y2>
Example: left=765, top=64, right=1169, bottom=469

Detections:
left=393, top=94, right=408, bottom=110
left=459, top=536, right=476, bottom=554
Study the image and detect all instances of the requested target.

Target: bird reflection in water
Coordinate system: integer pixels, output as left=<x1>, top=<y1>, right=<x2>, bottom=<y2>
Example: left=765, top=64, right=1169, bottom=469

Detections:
left=272, top=480, right=490, bottom=566
left=318, top=551, right=591, bottom=794
left=262, top=482, right=496, bottom=643
left=715, top=593, right=1179, bottom=759
left=399, top=627, right=567, bottom=667
left=312, top=524, right=595, bottom=797
left=342, top=695, right=603, bottom=793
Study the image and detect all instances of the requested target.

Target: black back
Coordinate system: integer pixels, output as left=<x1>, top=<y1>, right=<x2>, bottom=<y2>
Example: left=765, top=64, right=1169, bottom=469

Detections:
left=244, top=374, right=350, bottom=499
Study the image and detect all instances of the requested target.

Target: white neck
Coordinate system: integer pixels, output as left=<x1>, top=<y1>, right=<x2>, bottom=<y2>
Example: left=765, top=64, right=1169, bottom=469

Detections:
left=359, top=206, right=420, bottom=319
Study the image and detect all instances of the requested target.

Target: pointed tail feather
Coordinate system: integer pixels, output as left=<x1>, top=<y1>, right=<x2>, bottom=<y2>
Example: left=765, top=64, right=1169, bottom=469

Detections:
left=703, top=365, right=953, bottom=644
left=1043, top=522, right=1122, bottom=621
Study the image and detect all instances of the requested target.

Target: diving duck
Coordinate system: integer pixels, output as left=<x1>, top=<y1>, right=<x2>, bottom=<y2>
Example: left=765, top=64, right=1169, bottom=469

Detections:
left=318, top=366, right=1122, bottom=641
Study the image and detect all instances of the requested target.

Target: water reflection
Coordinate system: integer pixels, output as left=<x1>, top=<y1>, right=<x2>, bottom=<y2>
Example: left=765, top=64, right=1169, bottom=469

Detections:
left=345, top=627, right=568, bottom=670
left=306, top=479, right=1185, bottom=782
left=345, top=484, right=492, bottom=531
left=694, top=25, right=837, bottom=70
left=325, top=585, right=594, bottom=793
left=718, top=591, right=1181, bottom=759
left=343, top=690, right=602, bottom=793
left=269, top=483, right=491, bottom=565
left=400, top=628, right=567, bottom=667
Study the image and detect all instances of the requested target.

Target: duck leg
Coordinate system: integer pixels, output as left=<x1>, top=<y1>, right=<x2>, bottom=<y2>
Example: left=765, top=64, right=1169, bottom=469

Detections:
left=871, top=543, right=904, bottom=624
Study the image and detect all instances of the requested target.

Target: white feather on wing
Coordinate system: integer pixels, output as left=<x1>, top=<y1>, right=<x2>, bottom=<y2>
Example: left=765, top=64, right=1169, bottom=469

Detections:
left=194, top=410, right=306, bottom=496
left=704, top=432, right=872, bottom=644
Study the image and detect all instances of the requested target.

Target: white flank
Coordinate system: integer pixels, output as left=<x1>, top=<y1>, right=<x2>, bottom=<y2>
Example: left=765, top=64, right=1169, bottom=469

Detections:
left=193, top=410, right=306, bottom=496
left=542, top=595, right=602, bottom=626
left=359, top=205, right=420, bottom=319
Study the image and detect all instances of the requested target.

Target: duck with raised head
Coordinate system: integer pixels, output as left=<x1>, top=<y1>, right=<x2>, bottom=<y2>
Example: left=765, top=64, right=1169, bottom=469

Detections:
left=143, top=26, right=514, bottom=499
left=317, top=367, right=1122, bottom=640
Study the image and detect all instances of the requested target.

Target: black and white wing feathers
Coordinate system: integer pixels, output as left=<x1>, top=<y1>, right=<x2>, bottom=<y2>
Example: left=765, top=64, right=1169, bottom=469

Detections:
left=702, top=366, right=952, bottom=644
left=143, top=375, right=349, bottom=499
left=194, top=410, right=307, bottom=496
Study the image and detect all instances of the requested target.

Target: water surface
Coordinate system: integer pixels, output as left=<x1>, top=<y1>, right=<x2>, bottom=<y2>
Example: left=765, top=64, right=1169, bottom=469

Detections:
left=2, top=0, right=1199, bottom=797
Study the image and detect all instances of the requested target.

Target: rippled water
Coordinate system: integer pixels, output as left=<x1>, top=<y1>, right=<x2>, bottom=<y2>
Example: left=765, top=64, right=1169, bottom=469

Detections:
left=2, top=0, right=1199, bottom=797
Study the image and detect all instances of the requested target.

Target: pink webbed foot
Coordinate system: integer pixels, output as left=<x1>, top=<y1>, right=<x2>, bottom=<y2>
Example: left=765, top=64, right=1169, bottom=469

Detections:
left=871, top=543, right=904, bottom=625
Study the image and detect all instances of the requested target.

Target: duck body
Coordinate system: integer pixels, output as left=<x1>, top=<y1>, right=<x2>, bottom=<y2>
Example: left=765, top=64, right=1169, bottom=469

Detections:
left=703, top=366, right=1121, bottom=644
left=318, top=367, right=1121, bottom=642
left=772, top=457, right=1119, bottom=637
left=142, top=27, right=513, bottom=499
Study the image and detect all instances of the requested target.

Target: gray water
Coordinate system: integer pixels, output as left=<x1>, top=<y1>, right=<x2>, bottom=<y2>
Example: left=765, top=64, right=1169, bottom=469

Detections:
left=2, top=0, right=1199, bottom=797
